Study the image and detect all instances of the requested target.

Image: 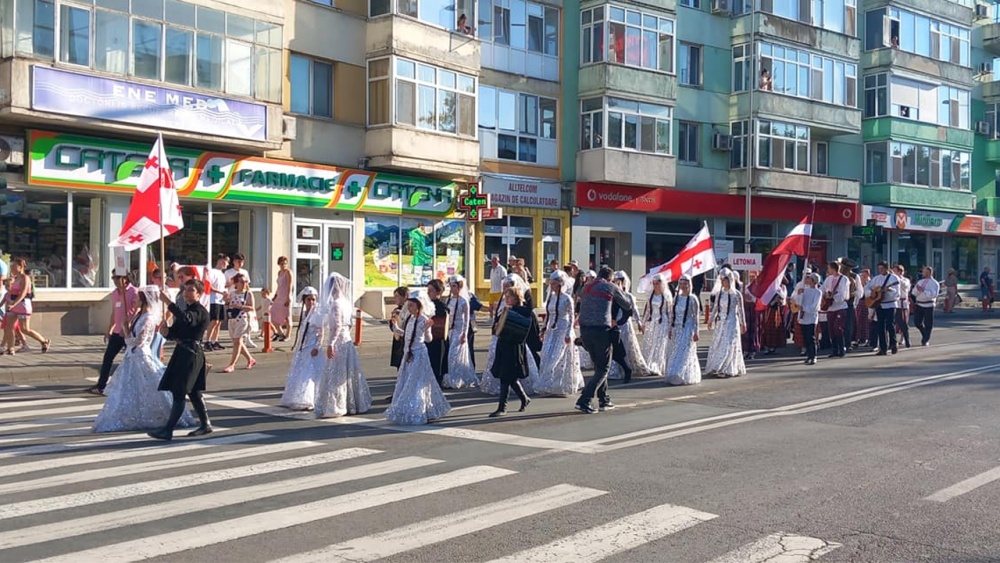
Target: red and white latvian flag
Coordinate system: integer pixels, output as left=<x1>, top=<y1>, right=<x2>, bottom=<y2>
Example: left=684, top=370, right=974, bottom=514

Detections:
left=637, top=223, right=717, bottom=293
left=110, top=134, right=184, bottom=251
left=749, top=215, right=812, bottom=311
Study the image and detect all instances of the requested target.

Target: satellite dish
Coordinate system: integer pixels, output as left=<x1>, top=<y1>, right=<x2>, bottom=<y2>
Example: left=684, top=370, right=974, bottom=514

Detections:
left=0, top=137, right=11, bottom=162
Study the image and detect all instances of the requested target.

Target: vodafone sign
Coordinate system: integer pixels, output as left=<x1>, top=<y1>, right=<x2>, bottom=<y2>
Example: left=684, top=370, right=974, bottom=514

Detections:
left=578, top=183, right=664, bottom=212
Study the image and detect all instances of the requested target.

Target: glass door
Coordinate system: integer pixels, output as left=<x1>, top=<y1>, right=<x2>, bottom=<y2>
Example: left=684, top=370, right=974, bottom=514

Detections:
left=589, top=235, right=617, bottom=271
left=931, top=248, right=944, bottom=280
left=294, top=222, right=323, bottom=292
left=326, top=224, right=352, bottom=280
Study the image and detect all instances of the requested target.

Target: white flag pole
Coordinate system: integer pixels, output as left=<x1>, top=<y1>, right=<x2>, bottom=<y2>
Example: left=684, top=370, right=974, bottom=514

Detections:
left=157, top=132, right=167, bottom=292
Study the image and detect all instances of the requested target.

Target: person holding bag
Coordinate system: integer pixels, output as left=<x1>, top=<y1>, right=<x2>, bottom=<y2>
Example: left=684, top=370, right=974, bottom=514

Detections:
left=221, top=274, right=255, bottom=372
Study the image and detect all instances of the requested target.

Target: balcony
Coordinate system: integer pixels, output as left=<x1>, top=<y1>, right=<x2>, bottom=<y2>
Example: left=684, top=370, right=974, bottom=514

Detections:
left=862, top=118, right=973, bottom=150
left=730, top=169, right=860, bottom=201
left=734, top=91, right=861, bottom=134
left=731, top=13, right=859, bottom=59
left=576, top=149, right=676, bottom=187
left=861, top=48, right=973, bottom=86
left=367, top=15, right=480, bottom=75
left=985, top=23, right=1000, bottom=56
left=977, top=196, right=1000, bottom=217
left=983, top=79, right=1000, bottom=102
left=578, top=64, right=677, bottom=101
left=863, top=183, right=976, bottom=213
left=870, top=0, right=973, bottom=26
left=983, top=139, right=1000, bottom=163
left=366, top=126, right=479, bottom=179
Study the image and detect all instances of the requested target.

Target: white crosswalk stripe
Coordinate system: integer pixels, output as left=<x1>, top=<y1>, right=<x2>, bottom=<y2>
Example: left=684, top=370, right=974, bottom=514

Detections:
left=0, top=396, right=88, bottom=409
left=0, top=403, right=100, bottom=423
left=0, top=416, right=96, bottom=434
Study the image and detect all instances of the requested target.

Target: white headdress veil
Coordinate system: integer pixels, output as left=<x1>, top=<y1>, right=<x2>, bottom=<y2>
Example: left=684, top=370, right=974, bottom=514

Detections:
left=139, top=285, right=163, bottom=325
left=586, top=270, right=597, bottom=280
left=409, top=290, right=435, bottom=318
left=613, top=270, right=632, bottom=293
left=297, top=286, right=318, bottom=303
left=650, top=272, right=671, bottom=298
left=711, top=267, right=735, bottom=296
left=448, top=274, right=470, bottom=300
left=504, top=273, right=530, bottom=296
left=551, top=270, right=574, bottom=297
left=320, top=273, right=353, bottom=317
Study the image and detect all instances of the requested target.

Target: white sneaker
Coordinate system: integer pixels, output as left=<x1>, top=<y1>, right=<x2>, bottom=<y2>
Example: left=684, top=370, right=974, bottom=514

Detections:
left=244, top=336, right=257, bottom=349
left=18, top=343, right=31, bottom=353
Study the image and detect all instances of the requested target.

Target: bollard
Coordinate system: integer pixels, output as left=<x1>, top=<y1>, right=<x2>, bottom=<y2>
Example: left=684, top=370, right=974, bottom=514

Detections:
left=354, top=308, right=363, bottom=346
left=704, top=303, right=710, bottom=325
left=262, top=318, right=273, bottom=353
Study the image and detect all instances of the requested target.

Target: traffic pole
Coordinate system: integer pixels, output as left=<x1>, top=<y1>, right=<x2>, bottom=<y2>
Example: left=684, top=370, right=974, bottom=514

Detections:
left=354, top=308, right=363, bottom=346
left=262, top=317, right=273, bottom=353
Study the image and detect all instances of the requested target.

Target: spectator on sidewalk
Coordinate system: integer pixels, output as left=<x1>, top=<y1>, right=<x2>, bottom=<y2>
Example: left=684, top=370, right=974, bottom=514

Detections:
left=87, top=269, right=138, bottom=395
left=270, top=256, right=293, bottom=342
left=204, top=254, right=229, bottom=351
left=225, top=253, right=255, bottom=349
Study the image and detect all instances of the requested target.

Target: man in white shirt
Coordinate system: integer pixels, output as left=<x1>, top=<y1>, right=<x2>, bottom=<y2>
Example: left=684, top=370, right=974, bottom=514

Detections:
left=911, top=266, right=940, bottom=346
left=488, top=254, right=507, bottom=310
left=893, top=264, right=912, bottom=348
left=846, top=270, right=864, bottom=351
left=797, top=272, right=822, bottom=365
left=822, top=261, right=852, bottom=358
left=865, top=261, right=900, bottom=356
left=204, top=253, right=229, bottom=351
left=224, top=253, right=254, bottom=349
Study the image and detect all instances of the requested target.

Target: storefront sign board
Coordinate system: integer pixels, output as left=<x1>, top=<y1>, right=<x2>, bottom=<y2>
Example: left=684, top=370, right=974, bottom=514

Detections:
left=714, top=240, right=734, bottom=263
left=866, top=206, right=995, bottom=236
left=31, top=67, right=268, bottom=141
left=26, top=131, right=457, bottom=216
left=482, top=176, right=561, bottom=209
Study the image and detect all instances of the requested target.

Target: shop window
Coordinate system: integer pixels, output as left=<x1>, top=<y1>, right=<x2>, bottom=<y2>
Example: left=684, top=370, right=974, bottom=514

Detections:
left=363, top=216, right=464, bottom=288
left=541, top=218, right=561, bottom=278
left=162, top=201, right=266, bottom=287
left=483, top=216, right=534, bottom=282
left=951, top=236, right=978, bottom=284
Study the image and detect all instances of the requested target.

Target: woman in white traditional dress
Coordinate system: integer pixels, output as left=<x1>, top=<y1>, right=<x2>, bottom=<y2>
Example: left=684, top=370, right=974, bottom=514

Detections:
left=443, top=275, right=478, bottom=389
left=705, top=268, right=747, bottom=378
left=666, top=275, right=702, bottom=386
left=314, top=273, right=372, bottom=418
left=578, top=269, right=598, bottom=370
left=534, top=271, right=584, bottom=396
left=279, top=287, right=323, bottom=411
left=609, top=271, right=653, bottom=379
left=386, top=292, right=452, bottom=425
left=640, top=273, right=673, bottom=376
left=481, top=273, right=540, bottom=395
left=93, top=286, right=195, bottom=432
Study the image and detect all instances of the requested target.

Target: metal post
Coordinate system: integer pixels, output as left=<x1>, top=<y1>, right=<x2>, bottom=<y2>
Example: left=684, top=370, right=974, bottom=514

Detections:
left=744, top=0, right=757, bottom=255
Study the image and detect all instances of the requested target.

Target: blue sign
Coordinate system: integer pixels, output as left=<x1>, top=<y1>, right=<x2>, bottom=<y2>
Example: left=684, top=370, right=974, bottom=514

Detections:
left=31, top=66, right=267, bottom=141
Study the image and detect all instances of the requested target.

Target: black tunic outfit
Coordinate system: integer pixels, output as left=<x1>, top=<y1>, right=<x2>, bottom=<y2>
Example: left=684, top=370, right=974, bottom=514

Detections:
left=154, top=301, right=211, bottom=438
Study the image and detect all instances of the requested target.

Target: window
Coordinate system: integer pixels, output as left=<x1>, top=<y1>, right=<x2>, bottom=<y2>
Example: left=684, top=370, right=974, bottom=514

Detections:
left=988, top=104, right=1000, bottom=140
left=865, top=142, right=887, bottom=183
left=864, top=8, right=970, bottom=68
left=484, top=216, right=534, bottom=282
left=753, top=0, right=856, bottom=36
left=730, top=120, right=749, bottom=168
left=363, top=217, right=465, bottom=288
left=517, top=2, right=559, bottom=55
left=733, top=44, right=751, bottom=92
left=372, top=0, right=477, bottom=34
left=680, top=0, right=700, bottom=7
left=758, top=42, right=857, bottom=107
left=757, top=119, right=809, bottom=172
left=17, top=0, right=282, bottom=102
left=679, top=43, right=701, bottom=86
left=814, top=141, right=828, bottom=175
left=290, top=55, right=333, bottom=118
left=938, top=85, right=969, bottom=129
left=678, top=122, right=699, bottom=164
left=368, top=56, right=476, bottom=137
left=582, top=5, right=674, bottom=73
left=479, top=87, right=557, bottom=165
left=865, top=141, right=970, bottom=190
left=581, top=97, right=672, bottom=154
left=863, top=73, right=887, bottom=117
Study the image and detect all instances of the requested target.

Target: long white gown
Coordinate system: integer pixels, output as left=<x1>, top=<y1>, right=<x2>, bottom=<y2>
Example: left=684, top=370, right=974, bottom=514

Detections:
left=386, top=315, right=452, bottom=425
left=93, top=313, right=195, bottom=432
left=640, top=292, right=673, bottom=376
left=534, top=292, right=584, bottom=396
left=666, top=294, right=702, bottom=386
left=443, top=295, right=478, bottom=389
left=279, top=307, right=324, bottom=410
left=705, top=289, right=747, bottom=377
left=314, top=300, right=373, bottom=418
left=480, top=302, right=541, bottom=395
left=609, top=293, right=653, bottom=379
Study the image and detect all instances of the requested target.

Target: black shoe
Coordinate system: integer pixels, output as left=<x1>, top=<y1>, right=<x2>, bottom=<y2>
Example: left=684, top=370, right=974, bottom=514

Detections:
left=876, top=351, right=887, bottom=356
left=891, top=348, right=898, bottom=355
left=383, top=396, right=393, bottom=404
left=575, top=401, right=597, bottom=415
left=85, top=386, right=104, bottom=396
left=827, top=353, right=840, bottom=359
left=622, top=369, right=633, bottom=384
left=519, top=398, right=531, bottom=412
left=489, top=409, right=507, bottom=418
left=147, top=429, right=172, bottom=441
left=187, top=425, right=213, bottom=437
left=599, top=400, right=616, bottom=412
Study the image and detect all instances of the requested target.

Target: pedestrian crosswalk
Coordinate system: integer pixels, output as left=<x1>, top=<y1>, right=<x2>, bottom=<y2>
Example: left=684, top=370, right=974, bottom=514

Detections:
left=0, top=386, right=843, bottom=563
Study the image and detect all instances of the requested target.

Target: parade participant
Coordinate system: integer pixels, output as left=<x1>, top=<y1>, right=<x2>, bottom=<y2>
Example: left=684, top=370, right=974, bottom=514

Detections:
left=220, top=274, right=255, bottom=372
left=270, top=256, right=293, bottom=341
left=314, top=273, right=372, bottom=418
left=576, top=266, right=633, bottom=414
left=760, top=283, right=788, bottom=355
left=385, top=294, right=451, bottom=425
left=383, top=286, right=410, bottom=404
left=148, top=280, right=212, bottom=441
left=640, top=273, right=673, bottom=376
left=944, top=269, right=959, bottom=313
left=443, top=275, right=478, bottom=389
left=425, top=279, right=450, bottom=386
left=609, top=271, right=652, bottom=381
left=912, top=266, right=940, bottom=346
left=790, top=268, right=812, bottom=356
left=894, top=264, right=912, bottom=348
left=488, top=255, right=507, bottom=310
left=577, top=268, right=600, bottom=370
left=706, top=269, right=746, bottom=378
left=742, top=270, right=761, bottom=360
left=279, top=287, right=323, bottom=411
left=666, top=275, right=702, bottom=386
left=88, top=270, right=138, bottom=395
left=854, top=269, right=872, bottom=348
left=534, top=271, right=584, bottom=397
left=865, top=261, right=900, bottom=356
left=2, top=258, right=50, bottom=356
left=797, top=273, right=822, bottom=365
left=489, top=288, right=537, bottom=417
left=846, top=266, right=863, bottom=351
left=93, top=286, right=196, bottom=432
left=981, top=266, right=995, bottom=313
left=821, top=261, right=851, bottom=358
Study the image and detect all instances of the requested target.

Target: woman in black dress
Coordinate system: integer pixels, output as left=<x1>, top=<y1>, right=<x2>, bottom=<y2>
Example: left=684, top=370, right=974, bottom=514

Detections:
left=489, top=288, right=538, bottom=417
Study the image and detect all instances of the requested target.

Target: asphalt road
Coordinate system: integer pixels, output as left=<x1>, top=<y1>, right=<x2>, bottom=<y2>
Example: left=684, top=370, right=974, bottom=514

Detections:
left=2, top=314, right=1000, bottom=562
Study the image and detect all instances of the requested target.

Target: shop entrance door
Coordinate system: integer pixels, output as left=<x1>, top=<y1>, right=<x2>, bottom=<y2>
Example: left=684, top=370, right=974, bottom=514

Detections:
left=931, top=248, right=944, bottom=281
left=293, top=220, right=353, bottom=294
left=589, top=233, right=631, bottom=272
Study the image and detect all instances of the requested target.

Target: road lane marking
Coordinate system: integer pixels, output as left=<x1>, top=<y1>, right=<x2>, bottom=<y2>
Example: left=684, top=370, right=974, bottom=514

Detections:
left=705, top=533, right=841, bottom=562
left=0, top=416, right=95, bottom=433
left=0, top=404, right=100, bottom=423
left=924, top=464, right=1000, bottom=502
left=276, top=484, right=606, bottom=563
left=0, top=450, right=428, bottom=545
left=0, top=397, right=88, bottom=410
left=483, top=502, right=718, bottom=563
left=0, top=433, right=166, bottom=459
left=32, top=466, right=517, bottom=563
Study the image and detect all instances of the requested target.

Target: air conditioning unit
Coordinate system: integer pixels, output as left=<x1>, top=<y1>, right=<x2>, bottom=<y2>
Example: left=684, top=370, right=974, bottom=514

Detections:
left=0, top=135, right=24, bottom=166
left=979, top=62, right=992, bottom=74
left=281, top=115, right=298, bottom=141
left=975, top=120, right=992, bottom=135
left=711, top=0, right=730, bottom=15
left=976, top=3, right=989, bottom=18
left=712, top=133, right=732, bottom=151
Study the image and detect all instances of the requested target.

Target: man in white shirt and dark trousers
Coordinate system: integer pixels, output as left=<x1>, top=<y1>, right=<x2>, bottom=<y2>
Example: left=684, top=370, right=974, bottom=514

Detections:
left=798, top=273, right=822, bottom=365
left=488, top=255, right=507, bottom=310
left=204, top=254, right=229, bottom=350
left=893, top=264, right=912, bottom=348
left=865, top=261, right=900, bottom=356
left=911, top=266, right=941, bottom=346
left=822, top=262, right=852, bottom=358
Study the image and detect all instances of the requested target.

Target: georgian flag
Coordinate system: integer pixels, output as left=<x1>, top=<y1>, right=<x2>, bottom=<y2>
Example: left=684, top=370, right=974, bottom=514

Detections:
left=637, top=223, right=717, bottom=293
left=110, top=134, right=184, bottom=251
left=749, top=216, right=813, bottom=311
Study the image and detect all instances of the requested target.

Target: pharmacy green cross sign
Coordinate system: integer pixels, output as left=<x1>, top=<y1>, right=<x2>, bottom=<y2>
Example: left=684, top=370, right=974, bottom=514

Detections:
left=457, top=183, right=491, bottom=221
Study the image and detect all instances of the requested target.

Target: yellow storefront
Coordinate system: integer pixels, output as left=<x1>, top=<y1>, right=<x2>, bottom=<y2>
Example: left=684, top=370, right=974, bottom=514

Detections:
left=474, top=174, right=571, bottom=304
